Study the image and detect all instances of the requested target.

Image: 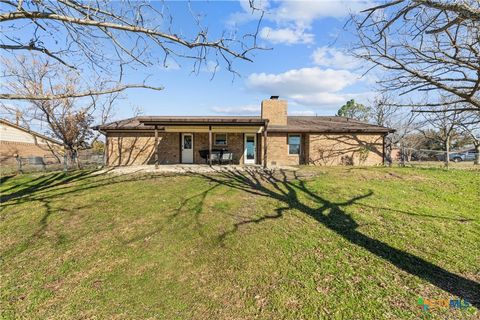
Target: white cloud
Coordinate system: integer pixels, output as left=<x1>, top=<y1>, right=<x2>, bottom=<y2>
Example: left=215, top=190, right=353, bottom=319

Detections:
left=289, top=110, right=316, bottom=116
left=211, top=104, right=260, bottom=115
left=230, top=0, right=374, bottom=28
left=239, top=0, right=270, bottom=12
left=246, top=66, right=371, bottom=107
left=312, top=46, right=361, bottom=70
left=259, top=26, right=314, bottom=45
left=270, top=0, right=374, bottom=27
left=228, top=0, right=269, bottom=26
left=247, top=67, right=359, bottom=95
left=288, top=92, right=350, bottom=106
left=287, top=91, right=375, bottom=107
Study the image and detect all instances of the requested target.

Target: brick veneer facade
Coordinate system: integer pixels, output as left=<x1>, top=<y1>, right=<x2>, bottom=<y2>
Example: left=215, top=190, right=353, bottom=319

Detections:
left=106, top=132, right=180, bottom=166
left=264, top=133, right=301, bottom=166
left=261, top=99, right=287, bottom=126
left=105, top=131, right=384, bottom=167
left=192, top=132, right=245, bottom=164
left=308, top=134, right=384, bottom=166
left=106, top=132, right=253, bottom=166
left=0, top=141, right=62, bottom=165
left=261, top=133, right=382, bottom=166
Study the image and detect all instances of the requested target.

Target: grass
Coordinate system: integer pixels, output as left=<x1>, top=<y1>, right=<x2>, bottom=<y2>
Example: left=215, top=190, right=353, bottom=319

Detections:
left=0, top=166, right=479, bottom=319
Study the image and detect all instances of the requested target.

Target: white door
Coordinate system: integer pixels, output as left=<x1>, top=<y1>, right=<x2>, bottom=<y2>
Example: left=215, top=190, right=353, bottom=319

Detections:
left=244, top=134, right=256, bottom=165
left=181, top=133, right=193, bottom=163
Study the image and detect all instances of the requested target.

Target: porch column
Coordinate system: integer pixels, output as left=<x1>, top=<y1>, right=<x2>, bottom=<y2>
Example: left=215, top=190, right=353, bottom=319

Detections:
left=263, top=124, right=268, bottom=168
left=154, top=125, right=159, bottom=169
left=208, top=125, right=212, bottom=166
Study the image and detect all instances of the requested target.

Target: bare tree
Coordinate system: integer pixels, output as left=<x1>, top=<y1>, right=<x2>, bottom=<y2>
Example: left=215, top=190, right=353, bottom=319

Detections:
left=367, top=93, right=421, bottom=165
left=420, top=107, right=467, bottom=167
left=459, top=111, right=480, bottom=165
left=0, top=0, right=264, bottom=100
left=1, top=55, right=117, bottom=167
left=353, top=0, right=480, bottom=112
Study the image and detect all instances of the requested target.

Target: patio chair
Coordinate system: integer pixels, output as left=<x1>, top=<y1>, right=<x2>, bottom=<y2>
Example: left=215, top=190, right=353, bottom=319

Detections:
left=221, top=152, right=233, bottom=164
left=209, top=151, right=221, bottom=164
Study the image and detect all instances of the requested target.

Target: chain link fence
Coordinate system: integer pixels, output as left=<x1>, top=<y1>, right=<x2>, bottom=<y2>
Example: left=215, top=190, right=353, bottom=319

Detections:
left=2, top=153, right=104, bottom=175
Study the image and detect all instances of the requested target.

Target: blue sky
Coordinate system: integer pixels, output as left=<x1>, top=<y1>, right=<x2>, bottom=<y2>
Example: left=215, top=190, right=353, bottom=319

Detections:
left=115, top=0, right=377, bottom=120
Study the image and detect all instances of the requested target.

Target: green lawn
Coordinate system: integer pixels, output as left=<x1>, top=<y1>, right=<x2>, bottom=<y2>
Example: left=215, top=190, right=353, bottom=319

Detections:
left=1, top=167, right=479, bottom=319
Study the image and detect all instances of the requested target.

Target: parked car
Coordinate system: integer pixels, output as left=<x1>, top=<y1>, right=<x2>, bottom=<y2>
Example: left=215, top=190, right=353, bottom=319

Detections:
left=438, top=149, right=478, bottom=162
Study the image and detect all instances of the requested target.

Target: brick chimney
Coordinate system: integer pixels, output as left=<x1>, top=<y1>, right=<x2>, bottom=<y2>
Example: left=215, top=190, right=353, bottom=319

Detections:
left=261, top=96, right=287, bottom=125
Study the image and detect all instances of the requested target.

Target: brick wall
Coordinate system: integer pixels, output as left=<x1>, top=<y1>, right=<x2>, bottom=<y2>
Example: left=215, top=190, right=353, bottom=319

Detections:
left=105, top=131, right=384, bottom=167
left=106, top=131, right=247, bottom=166
left=0, top=140, right=63, bottom=165
left=107, top=132, right=180, bottom=166
left=193, top=132, right=245, bottom=164
left=308, top=134, right=384, bottom=166
left=261, top=99, right=287, bottom=126
left=265, top=132, right=301, bottom=166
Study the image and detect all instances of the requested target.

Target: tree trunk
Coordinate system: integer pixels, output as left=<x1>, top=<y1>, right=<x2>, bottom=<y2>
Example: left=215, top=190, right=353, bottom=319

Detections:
left=400, top=144, right=405, bottom=167
left=474, top=143, right=480, bottom=165
left=406, top=150, right=412, bottom=162
left=66, top=148, right=80, bottom=170
left=444, top=136, right=450, bottom=168
left=384, top=140, right=392, bottom=166
left=74, top=149, right=80, bottom=169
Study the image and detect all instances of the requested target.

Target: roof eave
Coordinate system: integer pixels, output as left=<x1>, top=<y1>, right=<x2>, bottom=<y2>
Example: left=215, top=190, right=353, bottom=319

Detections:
left=268, top=128, right=393, bottom=134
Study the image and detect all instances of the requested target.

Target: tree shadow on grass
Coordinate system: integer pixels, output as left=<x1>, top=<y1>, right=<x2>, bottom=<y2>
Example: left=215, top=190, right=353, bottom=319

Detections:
left=1, top=170, right=98, bottom=203
left=195, top=168, right=480, bottom=308
left=0, top=174, right=15, bottom=185
left=121, top=182, right=221, bottom=245
left=0, top=169, right=158, bottom=259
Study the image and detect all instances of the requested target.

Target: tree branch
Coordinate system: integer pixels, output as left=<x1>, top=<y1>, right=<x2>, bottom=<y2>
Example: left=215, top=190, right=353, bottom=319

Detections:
left=0, top=84, right=164, bottom=100
left=0, top=10, right=254, bottom=62
left=0, top=44, right=75, bottom=68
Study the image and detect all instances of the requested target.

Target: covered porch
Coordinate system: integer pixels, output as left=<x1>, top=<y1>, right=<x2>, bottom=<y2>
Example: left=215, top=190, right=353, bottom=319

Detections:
left=137, top=117, right=269, bottom=168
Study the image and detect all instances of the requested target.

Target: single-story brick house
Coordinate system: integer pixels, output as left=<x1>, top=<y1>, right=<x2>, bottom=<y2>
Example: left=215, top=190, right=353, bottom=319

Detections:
left=94, top=97, right=394, bottom=167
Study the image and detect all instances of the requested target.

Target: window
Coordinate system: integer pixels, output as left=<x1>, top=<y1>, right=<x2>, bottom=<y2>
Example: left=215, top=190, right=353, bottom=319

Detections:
left=288, top=134, right=301, bottom=155
left=214, top=133, right=227, bottom=146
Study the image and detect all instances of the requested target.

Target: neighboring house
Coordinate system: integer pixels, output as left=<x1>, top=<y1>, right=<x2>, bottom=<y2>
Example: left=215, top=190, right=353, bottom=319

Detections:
left=94, top=97, right=394, bottom=167
left=0, top=119, right=63, bottom=165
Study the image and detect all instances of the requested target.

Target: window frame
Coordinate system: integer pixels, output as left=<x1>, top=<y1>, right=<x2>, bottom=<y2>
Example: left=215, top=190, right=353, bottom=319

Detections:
left=213, top=133, right=228, bottom=146
left=288, top=134, right=301, bottom=155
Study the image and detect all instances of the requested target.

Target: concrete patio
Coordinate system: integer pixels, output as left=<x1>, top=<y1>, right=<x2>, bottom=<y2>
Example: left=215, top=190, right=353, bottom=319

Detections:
left=97, top=164, right=298, bottom=175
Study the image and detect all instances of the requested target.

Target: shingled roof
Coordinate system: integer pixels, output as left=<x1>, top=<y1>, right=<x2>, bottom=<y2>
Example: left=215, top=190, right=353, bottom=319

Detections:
left=93, top=116, right=393, bottom=133
left=269, top=116, right=394, bottom=133
left=93, top=116, right=266, bottom=131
